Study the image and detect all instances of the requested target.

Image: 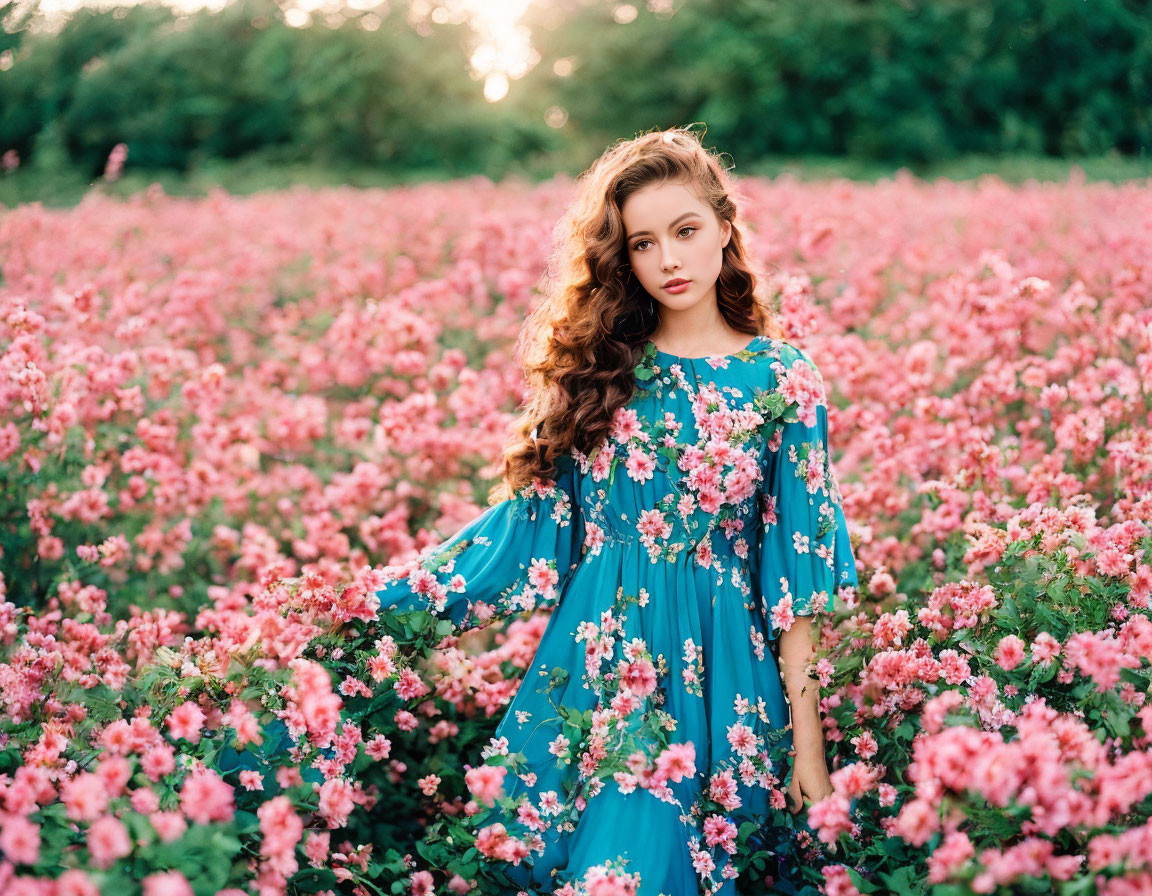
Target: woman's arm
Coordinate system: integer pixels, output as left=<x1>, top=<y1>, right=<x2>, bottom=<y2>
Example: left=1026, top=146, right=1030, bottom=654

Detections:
left=777, top=615, right=833, bottom=810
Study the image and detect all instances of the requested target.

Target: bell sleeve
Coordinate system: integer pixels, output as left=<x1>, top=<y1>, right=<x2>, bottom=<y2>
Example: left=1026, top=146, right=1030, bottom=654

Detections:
left=754, top=346, right=858, bottom=638
left=374, top=452, right=585, bottom=640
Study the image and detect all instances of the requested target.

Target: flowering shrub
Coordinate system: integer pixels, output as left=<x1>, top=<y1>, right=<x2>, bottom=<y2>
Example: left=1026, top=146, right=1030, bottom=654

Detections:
left=0, top=174, right=1150, bottom=894
left=809, top=520, right=1152, bottom=894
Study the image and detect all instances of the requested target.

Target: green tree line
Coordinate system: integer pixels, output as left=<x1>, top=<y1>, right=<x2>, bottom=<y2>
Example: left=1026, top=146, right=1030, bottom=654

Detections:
left=0, top=0, right=1149, bottom=183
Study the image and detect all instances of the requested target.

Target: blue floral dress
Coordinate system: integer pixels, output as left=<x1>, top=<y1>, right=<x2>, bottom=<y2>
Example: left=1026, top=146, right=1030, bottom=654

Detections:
left=376, top=336, right=858, bottom=896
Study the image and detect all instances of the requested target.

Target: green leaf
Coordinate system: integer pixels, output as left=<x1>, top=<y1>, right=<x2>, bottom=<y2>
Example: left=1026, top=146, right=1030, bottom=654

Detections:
left=847, top=867, right=882, bottom=893
left=876, top=866, right=923, bottom=894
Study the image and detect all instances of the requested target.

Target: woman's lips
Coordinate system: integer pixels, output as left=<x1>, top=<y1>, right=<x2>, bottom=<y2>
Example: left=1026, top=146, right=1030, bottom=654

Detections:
left=663, top=280, right=690, bottom=293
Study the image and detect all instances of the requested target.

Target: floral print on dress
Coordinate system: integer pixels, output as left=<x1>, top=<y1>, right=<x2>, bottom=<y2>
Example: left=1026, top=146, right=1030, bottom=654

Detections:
left=375, top=336, right=859, bottom=895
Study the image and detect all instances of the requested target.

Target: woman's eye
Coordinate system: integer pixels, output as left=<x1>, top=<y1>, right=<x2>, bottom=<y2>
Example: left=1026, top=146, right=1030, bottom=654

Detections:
left=633, top=228, right=694, bottom=251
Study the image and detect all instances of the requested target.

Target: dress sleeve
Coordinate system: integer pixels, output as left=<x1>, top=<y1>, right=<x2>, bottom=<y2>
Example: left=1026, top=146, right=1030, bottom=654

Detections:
left=753, top=346, right=858, bottom=638
left=375, top=452, right=585, bottom=639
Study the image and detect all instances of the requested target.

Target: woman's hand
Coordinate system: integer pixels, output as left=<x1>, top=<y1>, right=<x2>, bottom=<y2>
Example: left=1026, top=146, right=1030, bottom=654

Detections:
left=786, top=749, right=833, bottom=814
left=777, top=616, right=833, bottom=814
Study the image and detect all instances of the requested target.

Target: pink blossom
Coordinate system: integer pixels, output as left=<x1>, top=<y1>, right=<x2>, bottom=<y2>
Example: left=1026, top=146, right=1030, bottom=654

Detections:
left=771, top=595, right=796, bottom=632
left=994, top=634, right=1026, bottom=670
left=653, top=741, right=696, bottom=784
left=150, top=811, right=187, bottom=841
left=55, top=871, right=100, bottom=896
left=0, top=814, right=40, bottom=864
left=617, top=657, right=657, bottom=697
left=821, top=865, right=861, bottom=896
left=87, top=816, right=132, bottom=868
left=808, top=793, right=853, bottom=845
left=927, top=830, right=975, bottom=884
left=465, top=763, right=507, bottom=807
left=317, top=777, right=356, bottom=828
left=61, top=773, right=109, bottom=821
left=141, top=871, right=193, bottom=896
left=165, top=701, right=206, bottom=743
left=394, top=668, right=431, bottom=701
left=179, top=767, right=235, bottom=825
left=409, top=870, right=434, bottom=896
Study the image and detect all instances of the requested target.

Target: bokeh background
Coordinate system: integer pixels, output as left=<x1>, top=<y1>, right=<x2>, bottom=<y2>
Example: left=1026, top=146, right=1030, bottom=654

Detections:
left=2, top=0, right=1151, bottom=206
left=3, top=4, right=1152, bottom=895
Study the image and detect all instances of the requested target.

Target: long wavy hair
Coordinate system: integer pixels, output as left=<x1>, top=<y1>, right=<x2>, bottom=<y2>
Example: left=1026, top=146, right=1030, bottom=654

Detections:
left=488, top=126, right=782, bottom=503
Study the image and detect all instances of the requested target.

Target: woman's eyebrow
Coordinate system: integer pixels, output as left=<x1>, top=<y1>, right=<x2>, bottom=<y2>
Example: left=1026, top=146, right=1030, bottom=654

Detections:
left=626, top=211, right=702, bottom=241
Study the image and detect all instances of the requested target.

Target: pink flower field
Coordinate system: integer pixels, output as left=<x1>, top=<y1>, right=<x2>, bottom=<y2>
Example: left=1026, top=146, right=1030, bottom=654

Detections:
left=1, top=172, right=1151, bottom=896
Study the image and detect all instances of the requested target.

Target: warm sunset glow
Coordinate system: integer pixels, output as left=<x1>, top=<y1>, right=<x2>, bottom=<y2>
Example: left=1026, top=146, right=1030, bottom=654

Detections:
left=408, top=0, right=538, bottom=103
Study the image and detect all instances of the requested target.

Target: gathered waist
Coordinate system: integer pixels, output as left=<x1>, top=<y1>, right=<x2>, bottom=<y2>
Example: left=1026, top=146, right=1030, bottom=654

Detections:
left=577, top=506, right=757, bottom=568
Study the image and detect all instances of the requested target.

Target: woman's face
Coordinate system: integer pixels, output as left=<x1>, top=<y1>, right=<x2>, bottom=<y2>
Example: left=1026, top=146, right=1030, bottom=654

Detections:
left=620, top=179, right=732, bottom=317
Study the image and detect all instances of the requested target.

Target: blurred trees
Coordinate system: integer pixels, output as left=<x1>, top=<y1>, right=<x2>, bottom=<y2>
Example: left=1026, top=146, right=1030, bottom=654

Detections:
left=531, top=0, right=1151, bottom=165
left=0, top=0, right=1148, bottom=182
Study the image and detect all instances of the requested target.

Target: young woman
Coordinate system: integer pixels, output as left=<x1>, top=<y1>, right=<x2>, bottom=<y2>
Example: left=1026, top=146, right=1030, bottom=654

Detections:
left=376, top=127, right=858, bottom=895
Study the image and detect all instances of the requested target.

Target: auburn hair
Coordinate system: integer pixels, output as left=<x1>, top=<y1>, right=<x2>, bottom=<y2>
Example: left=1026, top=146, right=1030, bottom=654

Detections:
left=488, top=126, right=783, bottom=504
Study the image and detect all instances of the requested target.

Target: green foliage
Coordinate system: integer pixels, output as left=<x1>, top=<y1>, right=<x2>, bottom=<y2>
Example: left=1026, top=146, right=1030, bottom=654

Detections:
left=1, top=0, right=1149, bottom=194
left=530, top=0, right=1152, bottom=166
left=817, top=527, right=1152, bottom=893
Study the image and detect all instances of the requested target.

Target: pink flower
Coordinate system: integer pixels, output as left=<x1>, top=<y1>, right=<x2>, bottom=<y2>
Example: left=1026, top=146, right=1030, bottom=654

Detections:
left=142, top=871, right=193, bottom=896
left=993, top=634, right=1026, bottom=670
left=653, top=742, right=696, bottom=784
left=829, top=762, right=878, bottom=799
left=304, top=831, right=330, bottom=867
left=258, top=794, right=302, bottom=868
left=393, top=668, right=431, bottom=701
left=410, top=871, right=434, bottom=896
left=702, top=815, right=738, bottom=853
left=55, top=871, right=100, bottom=896
left=776, top=357, right=826, bottom=427
left=317, top=777, right=356, bottom=828
left=96, top=755, right=132, bottom=796
left=726, top=723, right=757, bottom=757
left=130, top=788, right=160, bottom=814
left=87, top=816, right=132, bottom=869
left=821, top=864, right=862, bottom=896
left=165, top=701, right=206, bottom=743
left=893, top=796, right=940, bottom=847
left=239, top=770, right=264, bottom=791
left=150, top=811, right=187, bottom=841
left=927, top=830, right=975, bottom=884
left=850, top=730, right=878, bottom=760
left=474, top=822, right=511, bottom=858
left=709, top=769, right=742, bottom=811
left=62, top=772, right=109, bottom=821
left=771, top=595, right=795, bottom=632
left=365, top=734, right=392, bottom=759
left=179, top=767, right=234, bottom=825
left=222, top=699, right=263, bottom=747
left=808, top=793, right=852, bottom=845
left=872, top=609, right=912, bottom=647
left=618, top=657, right=657, bottom=697
left=0, top=814, right=40, bottom=864
left=624, top=448, right=656, bottom=482
left=1030, top=631, right=1061, bottom=665
left=465, top=764, right=507, bottom=807
left=141, top=744, right=176, bottom=781
left=691, top=849, right=715, bottom=876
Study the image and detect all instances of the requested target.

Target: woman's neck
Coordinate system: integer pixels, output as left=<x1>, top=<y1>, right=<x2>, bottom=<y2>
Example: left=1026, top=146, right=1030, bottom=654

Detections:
left=648, top=321, right=752, bottom=357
